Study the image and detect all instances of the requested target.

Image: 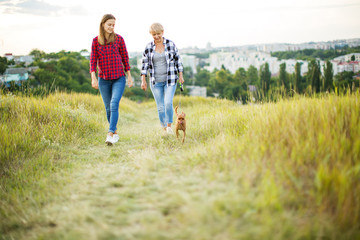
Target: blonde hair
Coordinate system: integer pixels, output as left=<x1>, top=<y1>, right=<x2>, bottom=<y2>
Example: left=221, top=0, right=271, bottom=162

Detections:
left=98, top=14, right=116, bottom=45
left=149, top=23, right=164, bottom=34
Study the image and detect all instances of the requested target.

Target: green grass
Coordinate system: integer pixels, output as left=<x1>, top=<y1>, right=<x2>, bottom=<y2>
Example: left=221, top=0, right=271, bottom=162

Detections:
left=0, top=92, right=359, bottom=240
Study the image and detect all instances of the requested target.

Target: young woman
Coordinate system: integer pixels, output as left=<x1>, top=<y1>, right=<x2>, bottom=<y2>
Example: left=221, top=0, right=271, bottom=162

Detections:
left=90, top=14, right=133, bottom=145
left=140, top=23, right=184, bottom=134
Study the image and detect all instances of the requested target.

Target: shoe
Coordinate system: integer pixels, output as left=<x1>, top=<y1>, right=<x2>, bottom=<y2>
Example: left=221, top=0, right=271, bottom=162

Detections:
left=113, top=134, right=119, bottom=143
left=105, top=135, right=114, bottom=146
left=166, top=127, right=174, bottom=135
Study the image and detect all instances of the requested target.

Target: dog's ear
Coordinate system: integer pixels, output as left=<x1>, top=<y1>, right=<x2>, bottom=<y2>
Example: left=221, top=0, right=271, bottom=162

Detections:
left=182, top=112, right=186, bottom=117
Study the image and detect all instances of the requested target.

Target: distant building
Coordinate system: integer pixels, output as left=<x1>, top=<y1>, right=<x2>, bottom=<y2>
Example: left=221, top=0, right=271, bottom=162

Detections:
left=353, top=73, right=360, bottom=81
left=334, top=53, right=360, bottom=62
left=28, top=66, right=39, bottom=73
left=4, top=53, right=13, bottom=61
left=207, top=51, right=269, bottom=73
left=4, top=53, right=13, bottom=60
left=1, top=68, right=29, bottom=86
left=80, top=51, right=90, bottom=60
left=15, top=55, right=34, bottom=66
left=181, top=55, right=198, bottom=74
left=179, top=39, right=360, bottom=78
left=186, top=86, right=207, bottom=97
left=336, top=61, right=360, bottom=74
left=207, top=50, right=311, bottom=76
left=248, top=85, right=257, bottom=92
left=344, top=53, right=360, bottom=62
left=247, top=85, right=258, bottom=102
left=333, top=54, right=360, bottom=74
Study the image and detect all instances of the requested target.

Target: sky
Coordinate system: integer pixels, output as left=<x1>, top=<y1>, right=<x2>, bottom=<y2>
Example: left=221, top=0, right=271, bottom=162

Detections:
left=0, top=0, right=360, bottom=56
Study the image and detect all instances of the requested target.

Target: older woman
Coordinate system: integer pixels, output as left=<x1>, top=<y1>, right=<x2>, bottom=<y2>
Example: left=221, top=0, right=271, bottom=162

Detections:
left=141, top=23, right=184, bottom=134
left=90, top=14, right=133, bottom=145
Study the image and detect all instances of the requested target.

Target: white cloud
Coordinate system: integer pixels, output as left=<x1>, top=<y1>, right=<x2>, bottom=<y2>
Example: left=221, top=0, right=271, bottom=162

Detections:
left=0, top=0, right=88, bottom=16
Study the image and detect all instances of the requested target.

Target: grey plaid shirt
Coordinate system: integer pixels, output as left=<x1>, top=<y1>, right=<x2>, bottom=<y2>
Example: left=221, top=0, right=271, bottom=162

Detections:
left=141, top=37, right=183, bottom=86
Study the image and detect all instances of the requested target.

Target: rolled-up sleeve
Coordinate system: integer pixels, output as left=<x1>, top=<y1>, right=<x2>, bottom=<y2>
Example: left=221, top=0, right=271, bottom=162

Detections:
left=90, top=38, right=98, bottom=73
left=119, top=36, right=130, bottom=72
left=141, top=50, right=149, bottom=76
left=174, top=44, right=183, bottom=73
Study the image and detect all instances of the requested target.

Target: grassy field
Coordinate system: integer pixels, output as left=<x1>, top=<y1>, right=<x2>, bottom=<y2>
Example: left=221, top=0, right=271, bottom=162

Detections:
left=0, top=92, right=359, bottom=240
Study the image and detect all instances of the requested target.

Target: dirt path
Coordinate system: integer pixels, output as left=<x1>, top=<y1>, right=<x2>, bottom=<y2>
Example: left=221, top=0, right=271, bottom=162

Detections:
left=22, top=106, right=193, bottom=239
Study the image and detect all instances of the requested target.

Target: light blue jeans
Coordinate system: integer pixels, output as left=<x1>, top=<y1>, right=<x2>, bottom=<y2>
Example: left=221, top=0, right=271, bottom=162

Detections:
left=98, top=76, right=126, bottom=133
left=150, top=81, right=177, bottom=128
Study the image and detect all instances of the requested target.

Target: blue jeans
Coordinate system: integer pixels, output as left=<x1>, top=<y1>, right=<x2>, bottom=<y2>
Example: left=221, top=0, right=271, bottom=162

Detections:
left=150, top=82, right=177, bottom=128
left=98, top=76, right=126, bottom=133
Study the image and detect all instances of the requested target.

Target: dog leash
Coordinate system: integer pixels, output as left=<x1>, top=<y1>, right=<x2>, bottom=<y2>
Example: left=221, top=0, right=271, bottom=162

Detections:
left=179, top=82, right=184, bottom=109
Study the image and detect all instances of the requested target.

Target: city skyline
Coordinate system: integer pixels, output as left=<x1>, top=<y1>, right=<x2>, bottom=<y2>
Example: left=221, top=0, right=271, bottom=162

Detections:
left=1, top=0, right=360, bottom=56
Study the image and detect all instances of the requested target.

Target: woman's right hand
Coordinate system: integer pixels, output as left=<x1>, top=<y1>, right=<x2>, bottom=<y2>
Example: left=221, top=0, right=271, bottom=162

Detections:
left=91, top=72, right=98, bottom=89
left=141, top=75, right=147, bottom=91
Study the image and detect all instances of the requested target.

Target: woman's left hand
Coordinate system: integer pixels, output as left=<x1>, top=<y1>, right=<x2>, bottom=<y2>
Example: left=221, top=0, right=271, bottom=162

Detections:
left=178, top=72, right=184, bottom=84
left=127, top=76, right=133, bottom=88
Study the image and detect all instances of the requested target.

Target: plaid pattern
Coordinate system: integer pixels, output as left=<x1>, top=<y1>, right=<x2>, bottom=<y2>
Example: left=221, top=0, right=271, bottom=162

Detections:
left=141, top=37, right=183, bottom=86
left=90, top=34, right=130, bottom=80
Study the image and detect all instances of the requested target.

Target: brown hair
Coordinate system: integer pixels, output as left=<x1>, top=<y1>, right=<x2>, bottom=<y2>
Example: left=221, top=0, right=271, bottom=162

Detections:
left=98, top=14, right=116, bottom=45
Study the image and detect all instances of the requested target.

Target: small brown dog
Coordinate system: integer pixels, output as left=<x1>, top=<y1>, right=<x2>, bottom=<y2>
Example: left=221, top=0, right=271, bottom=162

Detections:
left=175, top=106, right=186, bottom=143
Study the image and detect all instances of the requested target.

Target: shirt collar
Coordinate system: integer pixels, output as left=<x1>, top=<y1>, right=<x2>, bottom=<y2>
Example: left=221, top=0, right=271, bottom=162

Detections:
left=151, top=37, right=166, bottom=46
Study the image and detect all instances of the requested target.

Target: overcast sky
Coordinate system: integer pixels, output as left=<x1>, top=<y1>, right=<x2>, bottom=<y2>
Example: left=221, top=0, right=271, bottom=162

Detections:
left=0, top=0, right=360, bottom=56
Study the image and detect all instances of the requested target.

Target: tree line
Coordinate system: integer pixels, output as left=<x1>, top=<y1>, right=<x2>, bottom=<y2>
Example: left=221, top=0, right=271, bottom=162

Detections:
left=28, top=49, right=96, bottom=94
left=1, top=49, right=152, bottom=101
left=271, top=46, right=360, bottom=61
left=2, top=49, right=359, bottom=102
left=188, top=59, right=358, bottom=103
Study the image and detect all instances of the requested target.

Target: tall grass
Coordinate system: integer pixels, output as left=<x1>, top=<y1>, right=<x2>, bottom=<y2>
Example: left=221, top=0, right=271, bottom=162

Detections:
left=1, top=91, right=359, bottom=239
left=144, top=93, right=359, bottom=238
left=0, top=91, right=140, bottom=175
left=0, top=91, right=141, bottom=238
left=180, top=93, right=360, bottom=234
left=0, top=92, right=99, bottom=175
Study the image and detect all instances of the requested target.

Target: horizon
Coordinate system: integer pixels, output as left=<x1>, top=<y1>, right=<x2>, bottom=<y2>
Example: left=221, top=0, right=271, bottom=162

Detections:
left=3, top=37, right=360, bottom=56
left=1, top=0, right=360, bottom=56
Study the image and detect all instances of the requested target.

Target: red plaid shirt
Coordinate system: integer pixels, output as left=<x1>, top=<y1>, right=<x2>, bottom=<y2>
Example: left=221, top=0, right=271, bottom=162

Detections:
left=90, top=34, right=130, bottom=80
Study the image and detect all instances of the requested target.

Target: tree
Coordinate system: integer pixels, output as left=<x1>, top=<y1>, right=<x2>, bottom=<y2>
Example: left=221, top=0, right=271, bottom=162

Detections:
left=323, top=60, right=334, bottom=92
left=223, top=84, right=248, bottom=103
left=129, top=57, right=137, bottom=66
left=30, top=50, right=97, bottom=94
left=214, top=69, right=233, bottom=97
left=234, top=67, right=247, bottom=86
left=279, top=62, right=288, bottom=89
left=0, top=56, right=7, bottom=75
left=260, top=62, right=271, bottom=94
left=195, top=69, right=211, bottom=86
left=334, top=71, right=355, bottom=92
left=130, top=67, right=141, bottom=85
left=30, top=49, right=46, bottom=60
left=58, top=57, right=80, bottom=73
left=33, top=68, right=57, bottom=85
left=183, top=66, right=194, bottom=85
left=247, top=65, right=259, bottom=88
left=294, top=62, right=302, bottom=93
left=308, top=60, right=321, bottom=93
left=351, top=55, right=355, bottom=61
left=231, top=67, right=248, bottom=102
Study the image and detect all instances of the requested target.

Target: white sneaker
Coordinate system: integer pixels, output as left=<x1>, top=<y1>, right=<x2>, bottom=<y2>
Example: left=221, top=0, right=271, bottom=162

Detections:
left=113, top=134, right=119, bottom=143
left=105, top=135, right=115, bottom=146
left=166, top=127, right=174, bottom=135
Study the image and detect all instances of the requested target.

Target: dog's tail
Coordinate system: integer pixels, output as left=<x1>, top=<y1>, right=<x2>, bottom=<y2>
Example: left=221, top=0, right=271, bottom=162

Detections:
left=175, top=105, right=178, bottom=115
